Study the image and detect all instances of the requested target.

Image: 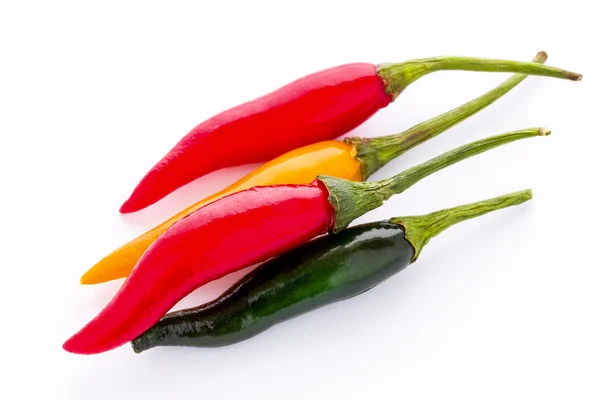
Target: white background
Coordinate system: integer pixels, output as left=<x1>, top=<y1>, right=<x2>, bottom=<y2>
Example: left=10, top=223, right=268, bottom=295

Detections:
left=1, top=1, right=598, bottom=399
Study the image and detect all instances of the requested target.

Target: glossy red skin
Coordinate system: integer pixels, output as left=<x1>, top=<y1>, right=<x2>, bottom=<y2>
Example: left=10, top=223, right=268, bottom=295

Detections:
left=64, top=181, right=334, bottom=354
left=120, top=63, right=391, bottom=212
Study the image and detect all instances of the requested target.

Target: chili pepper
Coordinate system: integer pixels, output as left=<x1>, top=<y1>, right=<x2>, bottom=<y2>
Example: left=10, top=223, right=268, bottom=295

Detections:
left=63, top=128, right=548, bottom=355
left=131, top=189, right=532, bottom=352
left=119, top=54, right=580, bottom=213
left=82, top=53, right=549, bottom=284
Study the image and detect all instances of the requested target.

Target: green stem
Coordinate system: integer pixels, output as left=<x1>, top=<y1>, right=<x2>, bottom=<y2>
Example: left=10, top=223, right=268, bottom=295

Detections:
left=391, top=189, right=532, bottom=262
left=378, top=54, right=581, bottom=99
left=318, top=128, right=549, bottom=232
left=348, top=52, right=548, bottom=178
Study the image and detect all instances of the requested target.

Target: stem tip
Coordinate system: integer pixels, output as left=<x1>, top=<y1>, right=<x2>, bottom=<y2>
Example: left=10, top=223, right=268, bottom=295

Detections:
left=539, top=128, right=551, bottom=136
left=392, top=188, right=534, bottom=262
left=536, top=51, right=549, bottom=62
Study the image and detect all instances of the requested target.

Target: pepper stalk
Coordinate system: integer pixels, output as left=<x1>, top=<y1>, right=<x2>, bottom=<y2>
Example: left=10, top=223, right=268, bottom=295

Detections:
left=319, top=128, right=549, bottom=232
left=378, top=54, right=581, bottom=100
left=348, top=51, right=548, bottom=178
left=391, top=189, right=533, bottom=262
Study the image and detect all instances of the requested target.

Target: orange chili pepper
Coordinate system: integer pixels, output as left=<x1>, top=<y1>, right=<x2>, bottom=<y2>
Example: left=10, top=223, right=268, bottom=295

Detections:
left=80, top=52, right=547, bottom=285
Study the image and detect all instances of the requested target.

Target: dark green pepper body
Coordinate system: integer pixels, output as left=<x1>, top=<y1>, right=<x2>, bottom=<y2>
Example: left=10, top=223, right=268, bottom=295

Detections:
left=132, top=221, right=414, bottom=352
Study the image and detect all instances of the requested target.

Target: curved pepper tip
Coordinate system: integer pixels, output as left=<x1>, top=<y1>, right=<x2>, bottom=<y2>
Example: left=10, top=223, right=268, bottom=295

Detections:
left=119, top=183, right=155, bottom=213
left=62, top=334, right=91, bottom=355
left=79, top=271, right=96, bottom=285
left=118, top=197, right=138, bottom=214
left=62, top=337, right=78, bottom=354
left=79, top=264, right=123, bottom=285
left=79, top=265, right=103, bottom=285
left=62, top=328, right=119, bottom=355
left=119, top=186, right=163, bottom=213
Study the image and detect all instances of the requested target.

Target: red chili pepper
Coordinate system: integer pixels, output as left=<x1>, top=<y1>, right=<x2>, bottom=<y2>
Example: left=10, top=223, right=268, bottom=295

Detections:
left=64, top=128, right=549, bottom=354
left=119, top=57, right=580, bottom=213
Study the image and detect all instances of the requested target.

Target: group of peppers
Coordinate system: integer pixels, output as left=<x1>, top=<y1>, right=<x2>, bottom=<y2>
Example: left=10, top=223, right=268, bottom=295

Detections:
left=64, top=52, right=582, bottom=355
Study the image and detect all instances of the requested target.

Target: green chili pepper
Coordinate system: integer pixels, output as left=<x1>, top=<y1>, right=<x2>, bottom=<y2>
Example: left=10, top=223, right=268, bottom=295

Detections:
left=131, top=189, right=532, bottom=353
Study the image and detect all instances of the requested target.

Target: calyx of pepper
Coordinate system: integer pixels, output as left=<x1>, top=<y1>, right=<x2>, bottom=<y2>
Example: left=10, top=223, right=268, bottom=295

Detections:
left=390, top=189, right=533, bottom=263
left=376, top=55, right=581, bottom=100
left=318, top=127, right=549, bottom=233
left=348, top=52, right=550, bottom=179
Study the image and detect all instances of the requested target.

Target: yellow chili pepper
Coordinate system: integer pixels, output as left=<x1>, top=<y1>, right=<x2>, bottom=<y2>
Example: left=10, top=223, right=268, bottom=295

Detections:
left=81, top=52, right=546, bottom=284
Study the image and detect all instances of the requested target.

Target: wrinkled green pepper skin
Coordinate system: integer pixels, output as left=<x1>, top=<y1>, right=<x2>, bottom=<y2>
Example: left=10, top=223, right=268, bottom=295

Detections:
left=132, top=221, right=414, bottom=352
